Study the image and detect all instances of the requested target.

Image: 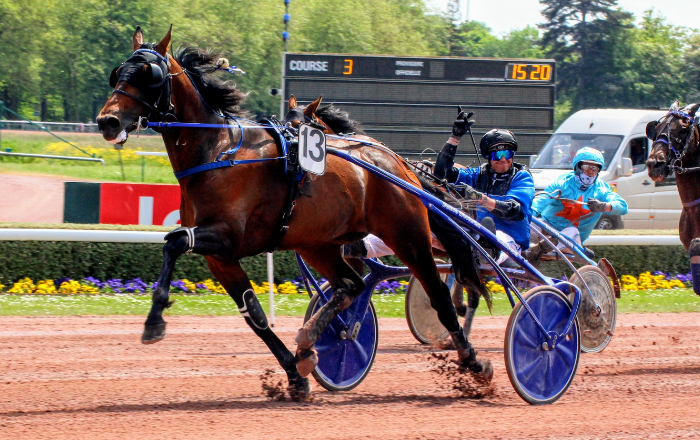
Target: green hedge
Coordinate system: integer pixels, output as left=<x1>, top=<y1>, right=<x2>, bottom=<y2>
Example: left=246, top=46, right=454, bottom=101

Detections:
left=0, top=241, right=691, bottom=286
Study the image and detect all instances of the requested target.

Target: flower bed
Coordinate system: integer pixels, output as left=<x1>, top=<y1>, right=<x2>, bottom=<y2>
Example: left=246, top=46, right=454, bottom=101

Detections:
left=0, top=272, right=691, bottom=296
left=0, top=277, right=411, bottom=296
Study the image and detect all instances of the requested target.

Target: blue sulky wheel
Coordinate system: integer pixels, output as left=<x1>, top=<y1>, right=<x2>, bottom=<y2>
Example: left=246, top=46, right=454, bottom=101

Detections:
left=303, top=283, right=379, bottom=392
left=504, top=285, right=581, bottom=405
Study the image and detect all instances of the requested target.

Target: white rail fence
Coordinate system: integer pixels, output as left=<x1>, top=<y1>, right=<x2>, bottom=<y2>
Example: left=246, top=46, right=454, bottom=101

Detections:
left=0, top=229, right=684, bottom=246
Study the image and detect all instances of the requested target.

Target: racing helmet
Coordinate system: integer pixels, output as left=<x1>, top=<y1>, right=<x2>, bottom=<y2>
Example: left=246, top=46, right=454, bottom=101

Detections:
left=479, top=129, right=518, bottom=158
left=572, top=147, right=605, bottom=172
left=572, top=147, right=605, bottom=188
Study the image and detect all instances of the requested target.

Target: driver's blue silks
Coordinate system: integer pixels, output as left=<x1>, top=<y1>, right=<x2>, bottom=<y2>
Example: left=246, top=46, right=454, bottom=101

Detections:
left=532, top=173, right=628, bottom=243
left=454, top=167, right=535, bottom=249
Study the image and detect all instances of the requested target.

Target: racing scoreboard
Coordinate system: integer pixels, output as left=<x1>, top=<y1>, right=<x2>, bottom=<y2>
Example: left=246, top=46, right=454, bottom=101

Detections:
left=281, top=53, right=556, bottom=165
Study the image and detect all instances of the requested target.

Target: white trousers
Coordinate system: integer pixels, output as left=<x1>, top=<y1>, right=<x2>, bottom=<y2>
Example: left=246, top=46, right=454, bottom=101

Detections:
left=362, top=230, right=520, bottom=265
left=532, top=223, right=582, bottom=250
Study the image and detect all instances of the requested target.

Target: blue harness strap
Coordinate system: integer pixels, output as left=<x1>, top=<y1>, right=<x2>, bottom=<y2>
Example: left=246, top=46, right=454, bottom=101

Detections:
left=148, top=119, right=293, bottom=180
left=173, top=157, right=282, bottom=179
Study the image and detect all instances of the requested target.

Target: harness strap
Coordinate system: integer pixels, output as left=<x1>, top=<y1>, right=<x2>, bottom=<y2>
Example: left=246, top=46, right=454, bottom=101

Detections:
left=682, top=197, right=700, bottom=208
left=173, top=157, right=283, bottom=179
left=112, top=89, right=154, bottom=111
left=266, top=171, right=306, bottom=252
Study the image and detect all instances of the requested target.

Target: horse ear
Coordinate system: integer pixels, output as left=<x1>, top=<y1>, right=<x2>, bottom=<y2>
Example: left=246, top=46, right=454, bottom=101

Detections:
left=304, top=95, right=323, bottom=118
left=670, top=100, right=680, bottom=111
left=646, top=120, right=659, bottom=140
left=687, top=103, right=700, bottom=118
left=155, top=25, right=172, bottom=58
left=288, top=94, right=297, bottom=110
left=132, top=26, right=144, bottom=51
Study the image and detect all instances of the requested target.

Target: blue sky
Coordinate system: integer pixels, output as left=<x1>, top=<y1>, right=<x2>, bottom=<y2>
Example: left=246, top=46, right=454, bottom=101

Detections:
left=425, top=0, right=700, bottom=36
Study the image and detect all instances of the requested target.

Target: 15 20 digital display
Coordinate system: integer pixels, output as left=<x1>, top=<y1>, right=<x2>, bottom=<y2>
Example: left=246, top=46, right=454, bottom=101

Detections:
left=505, top=63, right=552, bottom=82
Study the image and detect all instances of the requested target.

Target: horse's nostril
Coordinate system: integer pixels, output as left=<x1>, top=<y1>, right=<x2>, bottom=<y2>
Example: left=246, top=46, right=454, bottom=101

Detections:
left=106, top=116, right=121, bottom=129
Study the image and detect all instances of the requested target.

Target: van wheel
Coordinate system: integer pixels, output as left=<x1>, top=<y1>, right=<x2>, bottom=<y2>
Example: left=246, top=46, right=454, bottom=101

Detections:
left=595, top=217, right=614, bottom=230
left=595, top=215, right=616, bottom=230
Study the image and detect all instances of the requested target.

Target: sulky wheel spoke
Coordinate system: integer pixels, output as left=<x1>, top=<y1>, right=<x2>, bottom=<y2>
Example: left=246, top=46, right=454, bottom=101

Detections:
left=516, top=353, right=545, bottom=385
left=514, top=321, right=540, bottom=350
left=352, top=338, right=370, bottom=365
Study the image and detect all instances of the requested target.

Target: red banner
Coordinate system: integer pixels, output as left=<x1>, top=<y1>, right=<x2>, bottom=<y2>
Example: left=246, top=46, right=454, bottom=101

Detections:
left=100, top=183, right=181, bottom=226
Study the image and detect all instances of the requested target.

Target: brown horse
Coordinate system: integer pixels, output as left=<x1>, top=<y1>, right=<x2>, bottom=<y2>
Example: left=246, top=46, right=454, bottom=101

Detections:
left=646, top=101, right=700, bottom=295
left=96, top=27, right=491, bottom=399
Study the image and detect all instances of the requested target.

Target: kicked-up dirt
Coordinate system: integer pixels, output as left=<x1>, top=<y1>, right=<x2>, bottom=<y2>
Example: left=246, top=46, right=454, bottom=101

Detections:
left=0, top=313, right=698, bottom=439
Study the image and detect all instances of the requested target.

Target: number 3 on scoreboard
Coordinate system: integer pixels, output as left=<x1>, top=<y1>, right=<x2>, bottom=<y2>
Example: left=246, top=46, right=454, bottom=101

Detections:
left=298, top=124, right=327, bottom=175
left=343, top=59, right=353, bottom=75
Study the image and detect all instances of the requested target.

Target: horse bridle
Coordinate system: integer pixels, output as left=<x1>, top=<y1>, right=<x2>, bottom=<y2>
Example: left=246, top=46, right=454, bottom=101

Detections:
left=650, top=110, right=700, bottom=176
left=109, top=48, right=176, bottom=124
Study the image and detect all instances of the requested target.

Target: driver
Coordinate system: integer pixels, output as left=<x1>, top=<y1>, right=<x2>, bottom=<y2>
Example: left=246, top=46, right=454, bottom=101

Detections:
left=342, top=112, right=535, bottom=267
left=526, top=147, right=628, bottom=262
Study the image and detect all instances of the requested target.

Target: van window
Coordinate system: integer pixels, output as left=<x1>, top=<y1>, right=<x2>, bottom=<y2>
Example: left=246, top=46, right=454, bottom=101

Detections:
left=530, top=134, right=623, bottom=170
left=622, top=137, right=649, bottom=173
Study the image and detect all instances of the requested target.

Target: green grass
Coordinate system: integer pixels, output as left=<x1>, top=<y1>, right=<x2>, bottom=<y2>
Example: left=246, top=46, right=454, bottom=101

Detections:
left=0, top=289, right=697, bottom=317
left=0, top=130, right=176, bottom=184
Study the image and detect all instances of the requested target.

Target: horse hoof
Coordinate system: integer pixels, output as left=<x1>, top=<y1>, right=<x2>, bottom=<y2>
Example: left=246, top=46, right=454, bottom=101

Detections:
left=472, top=359, right=494, bottom=384
left=142, top=322, right=167, bottom=344
left=295, top=349, right=318, bottom=377
left=454, top=304, right=467, bottom=317
left=288, top=377, right=312, bottom=402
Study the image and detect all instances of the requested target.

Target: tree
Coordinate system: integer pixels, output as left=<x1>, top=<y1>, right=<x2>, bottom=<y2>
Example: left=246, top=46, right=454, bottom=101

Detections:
left=539, top=0, right=633, bottom=110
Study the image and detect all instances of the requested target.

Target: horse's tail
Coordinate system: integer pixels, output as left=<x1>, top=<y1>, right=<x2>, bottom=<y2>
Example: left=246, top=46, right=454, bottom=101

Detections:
left=427, top=210, right=492, bottom=312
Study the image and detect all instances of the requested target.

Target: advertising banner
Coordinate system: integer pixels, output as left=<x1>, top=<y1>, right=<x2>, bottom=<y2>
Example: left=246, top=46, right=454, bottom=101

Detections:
left=99, top=183, right=181, bottom=226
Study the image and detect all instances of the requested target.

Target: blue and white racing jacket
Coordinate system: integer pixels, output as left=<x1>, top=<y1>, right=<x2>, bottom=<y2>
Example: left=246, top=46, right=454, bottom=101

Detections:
left=454, top=163, right=535, bottom=249
left=532, top=172, right=628, bottom=243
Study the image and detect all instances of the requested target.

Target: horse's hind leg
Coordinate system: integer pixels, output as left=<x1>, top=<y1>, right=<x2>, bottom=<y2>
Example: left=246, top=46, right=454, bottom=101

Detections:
left=293, top=245, right=366, bottom=377
left=383, top=230, right=492, bottom=381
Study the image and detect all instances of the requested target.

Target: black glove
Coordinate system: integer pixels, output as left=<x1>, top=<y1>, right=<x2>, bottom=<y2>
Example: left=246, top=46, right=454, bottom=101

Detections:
left=451, top=107, right=475, bottom=137
left=414, top=160, right=434, bottom=175
left=586, top=198, right=609, bottom=213
left=457, top=184, right=484, bottom=203
left=452, top=114, right=469, bottom=137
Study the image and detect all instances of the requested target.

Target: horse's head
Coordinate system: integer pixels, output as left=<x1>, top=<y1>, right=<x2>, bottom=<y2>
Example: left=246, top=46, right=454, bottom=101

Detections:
left=96, top=26, right=174, bottom=145
left=281, top=95, right=334, bottom=133
left=646, top=101, right=700, bottom=181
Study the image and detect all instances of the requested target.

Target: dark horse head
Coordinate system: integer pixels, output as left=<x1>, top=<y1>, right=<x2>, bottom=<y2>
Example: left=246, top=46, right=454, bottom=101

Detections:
left=96, top=25, right=246, bottom=146
left=282, top=94, right=364, bottom=136
left=645, top=101, right=700, bottom=182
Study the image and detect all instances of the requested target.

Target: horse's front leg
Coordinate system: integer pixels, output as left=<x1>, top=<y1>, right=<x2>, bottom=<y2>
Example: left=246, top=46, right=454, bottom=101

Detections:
left=207, top=258, right=311, bottom=400
left=143, top=226, right=224, bottom=343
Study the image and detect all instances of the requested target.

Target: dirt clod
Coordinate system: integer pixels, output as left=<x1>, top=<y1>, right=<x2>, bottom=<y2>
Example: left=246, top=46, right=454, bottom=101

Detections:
left=260, top=369, right=287, bottom=401
left=427, top=352, right=496, bottom=399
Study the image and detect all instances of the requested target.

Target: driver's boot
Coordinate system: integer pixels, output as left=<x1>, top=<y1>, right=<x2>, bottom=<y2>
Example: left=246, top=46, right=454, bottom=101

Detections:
left=523, top=239, right=552, bottom=266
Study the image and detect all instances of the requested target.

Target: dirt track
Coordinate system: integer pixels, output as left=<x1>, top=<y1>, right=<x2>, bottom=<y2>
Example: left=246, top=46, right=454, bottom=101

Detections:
left=0, top=313, right=698, bottom=439
left=0, top=173, right=67, bottom=223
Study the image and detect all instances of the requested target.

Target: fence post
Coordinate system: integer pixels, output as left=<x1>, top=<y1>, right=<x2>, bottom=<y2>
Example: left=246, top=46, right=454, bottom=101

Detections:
left=267, top=252, right=275, bottom=327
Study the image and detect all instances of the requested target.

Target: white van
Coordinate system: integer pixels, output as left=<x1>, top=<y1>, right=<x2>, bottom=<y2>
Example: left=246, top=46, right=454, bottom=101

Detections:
left=529, top=109, right=682, bottom=229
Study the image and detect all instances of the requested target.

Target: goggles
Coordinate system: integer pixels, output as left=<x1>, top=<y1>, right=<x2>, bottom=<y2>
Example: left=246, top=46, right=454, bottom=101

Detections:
left=579, top=163, right=601, bottom=173
left=488, top=150, right=515, bottom=161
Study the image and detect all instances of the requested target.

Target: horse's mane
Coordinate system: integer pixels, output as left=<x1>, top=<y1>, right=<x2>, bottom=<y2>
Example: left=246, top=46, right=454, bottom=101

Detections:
left=316, top=104, right=365, bottom=135
left=173, top=46, right=249, bottom=117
